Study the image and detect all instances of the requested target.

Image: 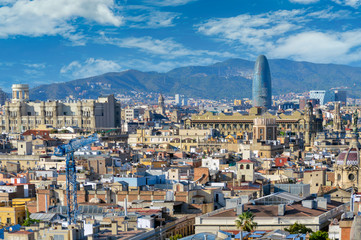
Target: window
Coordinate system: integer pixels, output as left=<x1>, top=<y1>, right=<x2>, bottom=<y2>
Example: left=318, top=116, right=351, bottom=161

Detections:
left=337, top=174, right=342, bottom=181
left=54, top=235, right=65, bottom=240
left=6, top=218, right=11, bottom=224
left=246, top=164, right=250, bottom=169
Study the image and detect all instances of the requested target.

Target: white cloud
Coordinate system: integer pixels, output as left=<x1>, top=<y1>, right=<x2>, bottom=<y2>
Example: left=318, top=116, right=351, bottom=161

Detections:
left=24, top=63, right=46, bottom=69
left=0, top=0, right=123, bottom=40
left=0, top=0, right=16, bottom=5
left=289, top=0, right=319, bottom=3
left=111, top=36, right=193, bottom=56
left=143, top=0, right=197, bottom=7
left=271, top=32, right=347, bottom=62
left=125, top=6, right=180, bottom=28
left=271, top=30, right=361, bottom=63
left=332, top=0, right=361, bottom=8
left=0, top=62, right=13, bottom=67
left=60, top=56, right=221, bottom=77
left=307, top=8, right=352, bottom=19
left=197, top=9, right=361, bottom=64
left=197, top=10, right=305, bottom=52
left=60, top=58, right=122, bottom=79
left=101, top=35, right=235, bottom=59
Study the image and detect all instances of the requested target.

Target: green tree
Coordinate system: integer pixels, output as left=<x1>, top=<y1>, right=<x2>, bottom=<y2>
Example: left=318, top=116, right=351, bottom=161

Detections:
left=169, top=234, right=182, bottom=240
left=22, top=208, right=40, bottom=226
left=284, top=222, right=312, bottom=234
left=310, top=231, right=329, bottom=240
left=235, top=211, right=257, bottom=240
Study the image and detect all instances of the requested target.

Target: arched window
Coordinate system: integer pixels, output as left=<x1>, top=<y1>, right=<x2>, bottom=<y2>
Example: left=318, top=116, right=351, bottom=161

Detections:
left=240, top=165, right=244, bottom=169
left=246, top=164, right=250, bottom=169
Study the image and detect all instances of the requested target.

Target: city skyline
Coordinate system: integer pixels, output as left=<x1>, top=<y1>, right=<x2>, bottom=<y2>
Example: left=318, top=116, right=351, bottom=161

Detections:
left=0, top=1, right=359, bottom=238
left=0, top=0, right=361, bottom=91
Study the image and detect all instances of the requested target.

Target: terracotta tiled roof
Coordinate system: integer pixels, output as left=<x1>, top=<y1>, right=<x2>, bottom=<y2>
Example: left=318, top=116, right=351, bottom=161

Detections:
left=238, top=159, right=252, bottom=163
left=22, top=130, right=50, bottom=136
left=9, top=231, right=33, bottom=235
left=318, top=186, right=337, bottom=195
left=210, top=201, right=344, bottom=218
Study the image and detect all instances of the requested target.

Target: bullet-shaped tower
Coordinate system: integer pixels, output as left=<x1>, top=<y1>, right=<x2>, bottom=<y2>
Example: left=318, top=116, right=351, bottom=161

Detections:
left=252, top=55, right=272, bottom=109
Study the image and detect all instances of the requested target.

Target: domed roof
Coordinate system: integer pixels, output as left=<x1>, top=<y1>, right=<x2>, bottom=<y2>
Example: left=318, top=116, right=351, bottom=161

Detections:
left=89, top=197, right=102, bottom=203
left=336, top=136, right=361, bottom=166
left=336, top=148, right=359, bottom=166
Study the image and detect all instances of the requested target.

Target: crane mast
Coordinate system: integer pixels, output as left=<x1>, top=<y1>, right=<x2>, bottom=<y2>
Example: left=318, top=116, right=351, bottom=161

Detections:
left=54, top=133, right=99, bottom=224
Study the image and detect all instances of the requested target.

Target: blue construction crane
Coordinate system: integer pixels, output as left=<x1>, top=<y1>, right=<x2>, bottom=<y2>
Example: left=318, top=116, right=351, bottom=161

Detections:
left=54, top=133, right=99, bottom=224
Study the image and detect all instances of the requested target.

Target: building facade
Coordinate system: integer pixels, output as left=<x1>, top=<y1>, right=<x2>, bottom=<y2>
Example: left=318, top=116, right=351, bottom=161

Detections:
left=0, top=84, right=121, bottom=133
left=309, top=90, right=334, bottom=105
left=253, top=118, right=277, bottom=142
left=0, top=88, right=7, bottom=106
left=186, top=106, right=323, bottom=146
left=195, top=194, right=347, bottom=234
left=333, top=102, right=343, bottom=132
left=334, top=135, right=361, bottom=190
left=123, top=108, right=141, bottom=122
left=334, top=90, right=347, bottom=106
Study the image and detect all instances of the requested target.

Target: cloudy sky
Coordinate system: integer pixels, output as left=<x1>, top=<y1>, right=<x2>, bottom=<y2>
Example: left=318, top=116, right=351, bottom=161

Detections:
left=0, top=0, right=360, bottom=91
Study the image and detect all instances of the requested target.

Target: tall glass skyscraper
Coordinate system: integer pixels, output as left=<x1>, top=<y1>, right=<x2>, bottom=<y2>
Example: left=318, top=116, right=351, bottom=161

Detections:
left=252, top=55, right=272, bottom=109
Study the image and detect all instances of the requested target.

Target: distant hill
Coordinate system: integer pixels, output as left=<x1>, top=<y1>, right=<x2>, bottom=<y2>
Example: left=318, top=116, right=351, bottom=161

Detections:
left=30, top=58, right=361, bottom=100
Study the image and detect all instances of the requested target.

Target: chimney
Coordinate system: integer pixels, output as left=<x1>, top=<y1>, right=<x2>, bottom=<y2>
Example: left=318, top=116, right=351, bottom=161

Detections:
left=278, top=204, right=285, bottom=216
left=124, top=198, right=127, bottom=216
left=316, top=198, right=328, bottom=210
left=45, top=194, right=48, bottom=213
left=111, top=221, right=117, bottom=235
left=39, top=222, right=46, bottom=229
left=236, top=204, right=244, bottom=215
left=324, top=194, right=331, bottom=203
left=302, top=200, right=316, bottom=209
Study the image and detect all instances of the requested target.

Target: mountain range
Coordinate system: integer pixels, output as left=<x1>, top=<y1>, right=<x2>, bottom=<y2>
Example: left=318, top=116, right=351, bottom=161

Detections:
left=29, top=58, right=361, bottom=101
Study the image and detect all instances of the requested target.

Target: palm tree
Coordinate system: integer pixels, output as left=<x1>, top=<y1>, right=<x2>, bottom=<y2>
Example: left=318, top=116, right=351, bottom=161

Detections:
left=235, top=211, right=257, bottom=240
left=310, top=231, right=329, bottom=240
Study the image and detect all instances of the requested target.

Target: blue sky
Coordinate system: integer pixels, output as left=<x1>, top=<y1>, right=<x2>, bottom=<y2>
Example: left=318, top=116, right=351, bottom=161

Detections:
left=0, top=0, right=360, bottom=91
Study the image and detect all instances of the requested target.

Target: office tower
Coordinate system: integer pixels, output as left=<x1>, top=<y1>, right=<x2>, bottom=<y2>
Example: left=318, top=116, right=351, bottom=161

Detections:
left=252, top=55, right=272, bottom=109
